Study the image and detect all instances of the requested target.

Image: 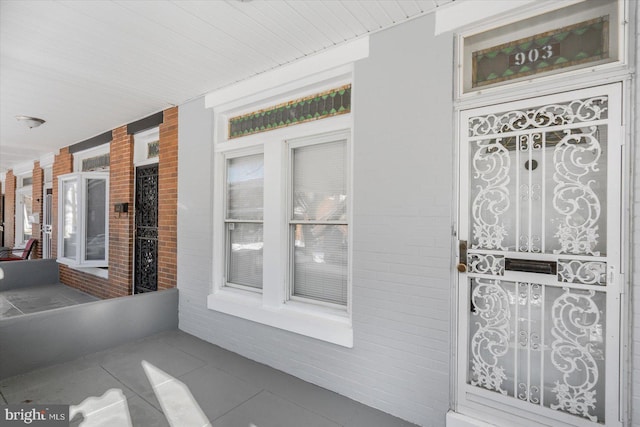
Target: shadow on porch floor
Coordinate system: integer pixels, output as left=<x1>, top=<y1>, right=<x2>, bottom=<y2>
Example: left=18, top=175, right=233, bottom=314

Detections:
left=0, top=329, right=418, bottom=427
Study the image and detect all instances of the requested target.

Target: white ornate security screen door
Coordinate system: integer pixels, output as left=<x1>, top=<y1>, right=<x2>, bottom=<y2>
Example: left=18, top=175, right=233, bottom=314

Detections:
left=457, top=84, right=623, bottom=427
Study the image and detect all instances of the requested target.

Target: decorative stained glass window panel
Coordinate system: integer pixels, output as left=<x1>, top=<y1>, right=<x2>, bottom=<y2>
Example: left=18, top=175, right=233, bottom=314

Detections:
left=82, top=153, right=110, bottom=171
left=461, top=0, right=619, bottom=93
left=229, top=85, right=351, bottom=139
left=147, top=141, right=160, bottom=159
left=473, top=17, right=609, bottom=88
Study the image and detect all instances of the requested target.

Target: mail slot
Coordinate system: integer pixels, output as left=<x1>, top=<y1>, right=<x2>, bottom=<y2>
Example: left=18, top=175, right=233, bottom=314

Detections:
left=505, top=258, right=557, bottom=275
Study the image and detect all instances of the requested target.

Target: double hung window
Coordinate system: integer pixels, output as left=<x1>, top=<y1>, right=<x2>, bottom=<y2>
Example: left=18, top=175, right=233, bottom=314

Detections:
left=289, top=138, right=348, bottom=306
left=225, top=153, right=264, bottom=291
left=218, top=132, right=349, bottom=306
left=212, top=120, right=352, bottom=346
left=207, top=52, right=359, bottom=346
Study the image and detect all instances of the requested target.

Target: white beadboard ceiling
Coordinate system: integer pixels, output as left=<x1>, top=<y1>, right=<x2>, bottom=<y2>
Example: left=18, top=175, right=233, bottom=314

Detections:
left=0, top=0, right=452, bottom=174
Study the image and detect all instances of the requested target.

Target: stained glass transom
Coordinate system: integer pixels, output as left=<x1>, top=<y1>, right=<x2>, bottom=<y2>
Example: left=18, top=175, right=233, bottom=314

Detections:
left=228, top=85, right=351, bottom=139
left=82, top=153, right=110, bottom=171
left=147, top=141, right=159, bottom=159
left=473, top=16, right=609, bottom=88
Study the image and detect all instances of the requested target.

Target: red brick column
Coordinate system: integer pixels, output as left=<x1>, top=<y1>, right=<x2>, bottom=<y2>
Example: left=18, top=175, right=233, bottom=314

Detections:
left=4, top=171, right=16, bottom=248
left=108, top=125, right=134, bottom=297
left=32, top=162, right=43, bottom=259
left=158, top=107, right=178, bottom=290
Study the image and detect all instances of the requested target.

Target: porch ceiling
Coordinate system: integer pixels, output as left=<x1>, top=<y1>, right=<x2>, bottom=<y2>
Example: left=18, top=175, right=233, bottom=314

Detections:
left=0, top=0, right=451, bottom=174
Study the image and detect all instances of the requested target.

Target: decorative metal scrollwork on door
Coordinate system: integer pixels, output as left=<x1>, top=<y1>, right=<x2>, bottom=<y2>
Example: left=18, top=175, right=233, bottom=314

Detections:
left=135, top=164, right=158, bottom=293
left=463, top=91, right=615, bottom=424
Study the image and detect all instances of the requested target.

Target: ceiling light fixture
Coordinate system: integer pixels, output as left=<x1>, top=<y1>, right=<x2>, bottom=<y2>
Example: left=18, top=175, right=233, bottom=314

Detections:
left=15, top=115, right=46, bottom=129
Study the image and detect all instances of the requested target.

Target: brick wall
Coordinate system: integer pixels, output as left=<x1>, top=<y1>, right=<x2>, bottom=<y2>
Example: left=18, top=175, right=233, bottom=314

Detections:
left=32, top=162, right=43, bottom=259
left=49, top=115, right=178, bottom=299
left=4, top=171, right=16, bottom=248
left=59, top=265, right=109, bottom=298
left=108, top=125, right=134, bottom=298
left=158, top=107, right=178, bottom=290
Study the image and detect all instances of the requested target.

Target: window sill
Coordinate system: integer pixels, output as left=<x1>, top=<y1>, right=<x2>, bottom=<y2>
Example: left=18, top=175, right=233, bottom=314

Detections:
left=57, top=258, right=109, bottom=279
left=207, top=289, right=353, bottom=348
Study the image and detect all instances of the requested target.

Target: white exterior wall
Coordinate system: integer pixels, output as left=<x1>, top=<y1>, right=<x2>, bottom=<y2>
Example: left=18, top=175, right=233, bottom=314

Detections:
left=177, top=13, right=453, bottom=427
left=631, top=2, right=640, bottom=424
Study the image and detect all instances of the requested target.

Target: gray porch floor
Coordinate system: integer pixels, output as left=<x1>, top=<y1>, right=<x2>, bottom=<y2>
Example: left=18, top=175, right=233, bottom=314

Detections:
left=0, top=284, right=99, bottom=319
left=0, top=329, right=418, bottom=427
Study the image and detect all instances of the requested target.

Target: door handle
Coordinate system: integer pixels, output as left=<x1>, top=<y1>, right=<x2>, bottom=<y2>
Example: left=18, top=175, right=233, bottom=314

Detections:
left=458, top=240, right=467, bottom=272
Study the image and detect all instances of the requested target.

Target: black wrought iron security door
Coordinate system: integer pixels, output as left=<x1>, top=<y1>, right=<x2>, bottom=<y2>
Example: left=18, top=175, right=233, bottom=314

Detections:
left=135, top=164, right=158, bottom=294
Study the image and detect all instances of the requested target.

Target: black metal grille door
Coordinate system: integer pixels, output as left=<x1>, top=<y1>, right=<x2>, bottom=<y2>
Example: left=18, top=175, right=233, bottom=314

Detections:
left=135, top=164, right=158, bottom=293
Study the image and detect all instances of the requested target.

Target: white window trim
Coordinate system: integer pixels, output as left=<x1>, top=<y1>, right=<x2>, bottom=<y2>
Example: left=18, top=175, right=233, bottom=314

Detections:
left=69, top=145, right=110, bottom=277
left=205, top=36, right=368, bottom=108
left=450, top=0, right=629, bottom=106
left=73, top=143, right=110, bottom=172
left=221, top=146, right=265, bottom=293
left=134, top=127, right=160, bottom=166
left=208, top=60, right=359, bottom=347
left=286, top=132, right=351, bottom=310
left=12, top=161, right=33, bottom=177
left=57, top=172, right=109, bottom=269
left=15, top=184, right=33, bottom=248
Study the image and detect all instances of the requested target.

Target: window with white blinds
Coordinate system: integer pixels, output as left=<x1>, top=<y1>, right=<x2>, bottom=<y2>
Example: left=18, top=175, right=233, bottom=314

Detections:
left=225, top=154, right=264, bottom=290
left=211, top=95, right=355, bottom=345
left=290, top=140, right=348, bottom=306
left=207, top=60, right=357, bottom=346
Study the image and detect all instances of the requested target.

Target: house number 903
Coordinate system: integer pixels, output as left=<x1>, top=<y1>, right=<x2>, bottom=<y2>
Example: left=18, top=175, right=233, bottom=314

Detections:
left=510, top=44, right=556, bottom=66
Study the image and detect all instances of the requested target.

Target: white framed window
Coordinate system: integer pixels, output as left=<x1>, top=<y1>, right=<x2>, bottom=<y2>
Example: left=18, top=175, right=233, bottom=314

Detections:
left=15, top=186, right=33, bottom=247
left=205, top=37, right=368, bottom=346
left=73, top=144, right=110, bottom=172
left=224, top=150, right=264, bottom=292
left=288, top=135, right=348, bottom=308
left=134, top=127, right=160, bottom=166
left=15, top=171, right=33, bottom=248
left=208, top=71, right=354, bottom=347
left=57, top=172, right=109, bottom=268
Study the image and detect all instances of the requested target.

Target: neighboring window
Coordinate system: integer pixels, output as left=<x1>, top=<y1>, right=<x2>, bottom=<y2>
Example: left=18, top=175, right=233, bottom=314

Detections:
left=73, top=143, right=110, bottom=172
left=290, top=138, right=348, bottom=306
left=81, top=153, right=110, bottom=172
left=134, top=127, right=160, bottom=165
left=15, top=173, right=33, bottom=247
left=15, top=189, right=33, bottom=246
left=57, top=172, right=109, bottom=267
left=225, top=153, right=264, bottom=291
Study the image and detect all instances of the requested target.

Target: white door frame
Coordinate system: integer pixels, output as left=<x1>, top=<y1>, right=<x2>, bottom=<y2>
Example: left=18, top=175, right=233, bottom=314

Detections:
left=42, top=182, right=53, bottom=259
left=454, top=83, right=624, bottom=427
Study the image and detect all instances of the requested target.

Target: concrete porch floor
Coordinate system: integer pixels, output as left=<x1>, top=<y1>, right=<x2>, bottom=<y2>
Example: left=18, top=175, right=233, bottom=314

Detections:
left=0, top=283, right=99, bottom=319
left=0, top=329, right=419, bottom=427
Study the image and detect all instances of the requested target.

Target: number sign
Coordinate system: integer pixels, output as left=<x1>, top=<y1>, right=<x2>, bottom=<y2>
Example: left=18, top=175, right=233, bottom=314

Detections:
left=472, top=16, right=609, bottom=88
